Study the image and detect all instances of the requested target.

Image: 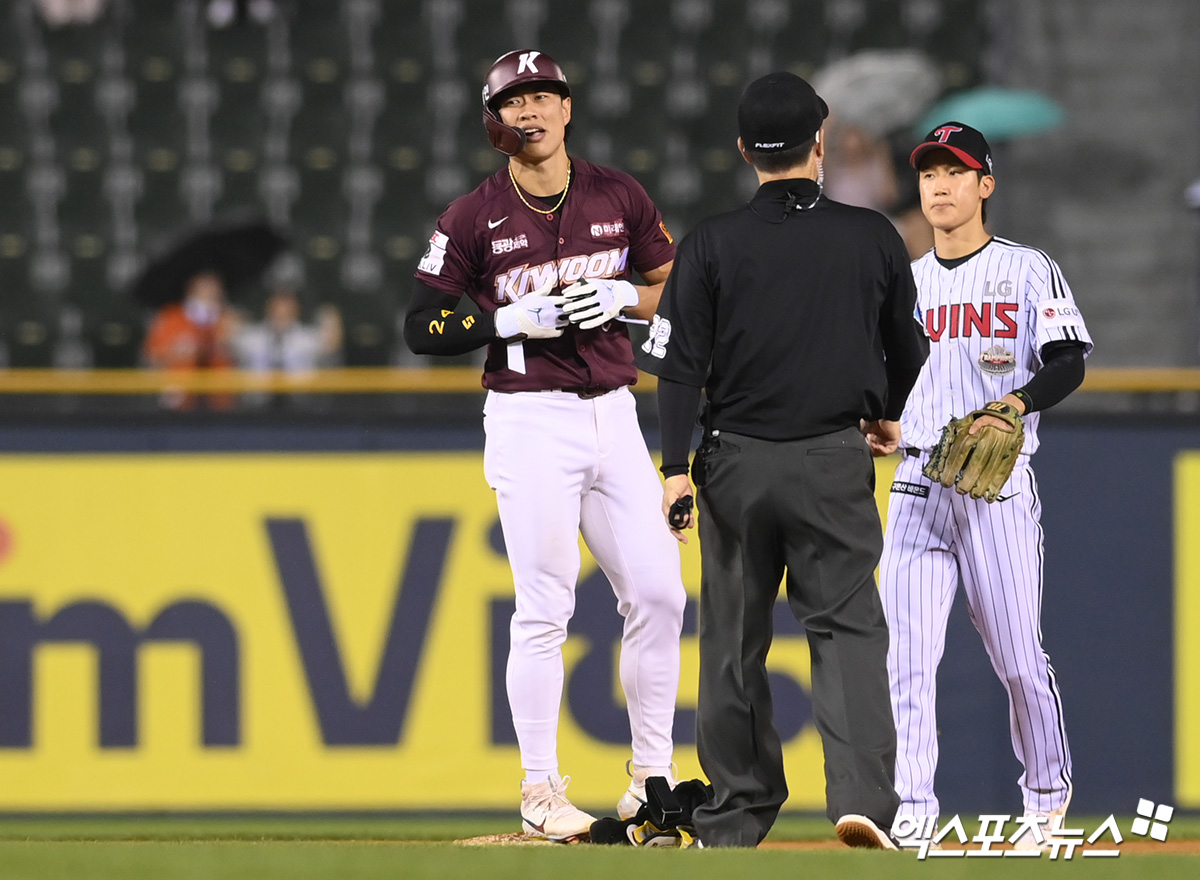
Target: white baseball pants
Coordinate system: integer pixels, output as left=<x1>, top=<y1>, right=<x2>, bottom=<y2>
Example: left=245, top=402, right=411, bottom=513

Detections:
left=882, top=455, right=1072, bottom=820
left=483, top=387, right=685, bottom=775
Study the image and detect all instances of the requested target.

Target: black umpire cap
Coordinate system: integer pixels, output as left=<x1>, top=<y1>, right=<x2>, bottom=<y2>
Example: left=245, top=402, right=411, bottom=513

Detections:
left=738, top=72, right=829, bottom=152
left=910, top=121, right=995, bottom=176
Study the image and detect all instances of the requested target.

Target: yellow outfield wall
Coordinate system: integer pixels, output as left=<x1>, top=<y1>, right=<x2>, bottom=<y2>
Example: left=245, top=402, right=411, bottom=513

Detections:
left=0, top=453, right=901, bottom=811
left=1176, top=453, right=1200, bottom=808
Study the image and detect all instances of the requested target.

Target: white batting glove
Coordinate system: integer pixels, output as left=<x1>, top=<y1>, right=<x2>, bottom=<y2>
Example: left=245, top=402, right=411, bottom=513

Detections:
left=494, top=292, right=568, bottom=340
left=560, top=278, right=639, bottom=330
left=496, top=292, right=571, bottom=338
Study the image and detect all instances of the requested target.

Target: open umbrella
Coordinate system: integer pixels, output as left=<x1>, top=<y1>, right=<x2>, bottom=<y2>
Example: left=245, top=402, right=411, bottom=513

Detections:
left=131, top=217, right=288, bottom=307
left=812, top=50, right=943, bottom=138
left=915, top=87, right=1065, bottom=140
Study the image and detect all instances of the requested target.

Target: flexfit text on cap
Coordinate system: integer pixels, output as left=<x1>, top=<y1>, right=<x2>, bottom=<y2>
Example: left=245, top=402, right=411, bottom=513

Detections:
left=738, top=72, right=829, bottom=152
left=910, top=121, right=994, bottom=176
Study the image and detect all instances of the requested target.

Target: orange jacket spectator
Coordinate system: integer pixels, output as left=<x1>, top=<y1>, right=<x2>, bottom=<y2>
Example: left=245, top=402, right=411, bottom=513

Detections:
left=143, top=303, right=237, bottom=370
left=142, top=271, right=237, bottom=409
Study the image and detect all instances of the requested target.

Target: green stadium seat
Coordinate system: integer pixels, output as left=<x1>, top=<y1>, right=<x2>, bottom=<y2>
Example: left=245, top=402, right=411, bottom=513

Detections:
left=135, top=165, right=191, bottom=248
left=337, top=292, right=397, bottom=366
left=0, top=7, right=23, bottom=70
left=370, top=4, right=426, bottom=76
left=58, top=152, right=113, bottom=249
left=0, top=55, right=23, bottom=141
left=206, top=14, right=270, bottom=77
left=1, top=298, right=58, bottom=368
left=0, top=239, right=30, bottom=303
left=40, top=27, right=115, bottom=216
left=78, top=297, right=147, bottom=368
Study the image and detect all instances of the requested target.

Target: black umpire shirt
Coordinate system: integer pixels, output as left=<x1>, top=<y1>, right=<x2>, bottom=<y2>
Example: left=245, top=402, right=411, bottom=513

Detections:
left=644, top=177, right=929, bottom=471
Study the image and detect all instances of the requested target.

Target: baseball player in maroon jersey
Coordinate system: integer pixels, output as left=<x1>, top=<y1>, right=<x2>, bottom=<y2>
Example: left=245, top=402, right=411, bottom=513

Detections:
left=404, top=49, right=686, bottom=841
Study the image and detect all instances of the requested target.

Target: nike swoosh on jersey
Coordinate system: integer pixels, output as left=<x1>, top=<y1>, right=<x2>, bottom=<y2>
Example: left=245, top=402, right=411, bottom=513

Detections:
left=488, top=216, right=508, bottom=229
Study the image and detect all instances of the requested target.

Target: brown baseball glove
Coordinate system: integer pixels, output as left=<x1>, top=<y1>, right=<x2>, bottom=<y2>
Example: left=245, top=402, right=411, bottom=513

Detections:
left=923, top=401, right=1024, bottom=502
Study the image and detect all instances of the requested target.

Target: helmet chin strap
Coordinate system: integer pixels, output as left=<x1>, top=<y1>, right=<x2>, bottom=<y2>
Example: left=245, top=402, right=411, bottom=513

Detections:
left=484, top=110, right=527, bottom=156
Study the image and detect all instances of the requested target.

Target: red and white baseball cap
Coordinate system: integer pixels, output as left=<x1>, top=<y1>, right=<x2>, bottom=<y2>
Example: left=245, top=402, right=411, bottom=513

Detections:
left=910, top=121, right=994, bottom=176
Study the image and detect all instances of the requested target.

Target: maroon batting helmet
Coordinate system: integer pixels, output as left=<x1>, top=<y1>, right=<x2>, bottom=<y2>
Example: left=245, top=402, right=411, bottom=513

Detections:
left=482, top=49, right=570, bottom=156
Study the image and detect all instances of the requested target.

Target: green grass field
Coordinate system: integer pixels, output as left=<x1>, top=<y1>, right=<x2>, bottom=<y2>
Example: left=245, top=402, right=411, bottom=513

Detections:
left=0, top=815, right=1196, bottom=880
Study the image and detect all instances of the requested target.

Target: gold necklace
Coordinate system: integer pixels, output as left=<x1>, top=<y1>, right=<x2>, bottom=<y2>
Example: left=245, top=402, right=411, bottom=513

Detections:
left=509, top=161, right=572, bottom=215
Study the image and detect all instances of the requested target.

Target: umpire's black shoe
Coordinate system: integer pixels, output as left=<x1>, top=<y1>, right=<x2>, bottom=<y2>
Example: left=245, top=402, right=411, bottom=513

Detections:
left=835, top=814, right=900, bottom=850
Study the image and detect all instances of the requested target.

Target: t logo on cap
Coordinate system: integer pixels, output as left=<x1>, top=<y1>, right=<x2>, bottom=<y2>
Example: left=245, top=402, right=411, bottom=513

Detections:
left=933, top=125, right=964, bottom=143
left=910, top=121, right=995, bottom=177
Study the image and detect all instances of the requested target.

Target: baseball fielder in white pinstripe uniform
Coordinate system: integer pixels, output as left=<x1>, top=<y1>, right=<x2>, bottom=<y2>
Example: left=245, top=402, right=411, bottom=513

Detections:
left=878, top=123, right=1092, bottom=847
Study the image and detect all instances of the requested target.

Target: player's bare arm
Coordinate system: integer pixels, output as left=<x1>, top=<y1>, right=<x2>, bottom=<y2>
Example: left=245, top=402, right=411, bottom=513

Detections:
left=626, top=261, right=673, bottom=321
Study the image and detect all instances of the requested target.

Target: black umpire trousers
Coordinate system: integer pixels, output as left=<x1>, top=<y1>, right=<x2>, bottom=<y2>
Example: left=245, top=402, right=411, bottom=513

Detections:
left=690, top=426, right=900, bottom=847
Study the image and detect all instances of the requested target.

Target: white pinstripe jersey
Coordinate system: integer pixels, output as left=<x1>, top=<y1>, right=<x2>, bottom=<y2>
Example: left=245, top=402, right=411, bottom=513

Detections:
left=900, top=236, right=1093, bottom=455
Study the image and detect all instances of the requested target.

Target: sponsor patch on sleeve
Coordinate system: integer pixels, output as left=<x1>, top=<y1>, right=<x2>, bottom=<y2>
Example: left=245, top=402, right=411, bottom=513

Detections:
left=418, top=230, right=450, bottom=275
left=1036, top=299, right=1084, bottom=329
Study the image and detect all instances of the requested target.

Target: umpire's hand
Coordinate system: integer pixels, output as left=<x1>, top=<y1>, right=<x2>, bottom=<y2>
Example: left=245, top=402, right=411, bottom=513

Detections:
left=662, top=474, right=695, bottom=544
left=861, top=418, right=902, bottom=457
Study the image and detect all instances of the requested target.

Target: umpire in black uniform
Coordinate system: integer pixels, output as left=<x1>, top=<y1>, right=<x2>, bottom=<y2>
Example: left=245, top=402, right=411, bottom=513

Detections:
left=642, top=72, right=929, bottom=848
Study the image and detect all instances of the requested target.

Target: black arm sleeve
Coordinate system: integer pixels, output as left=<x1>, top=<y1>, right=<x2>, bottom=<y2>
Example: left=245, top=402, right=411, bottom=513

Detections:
left=1012, top=340, right=1087, bottom=413
left=883, top=363, right=924, bottom=421
left=878, top=227, right=930, bottom=419
left=657, top=376, right=703, bottom=478
left=402, top=280, right=497, bottom=356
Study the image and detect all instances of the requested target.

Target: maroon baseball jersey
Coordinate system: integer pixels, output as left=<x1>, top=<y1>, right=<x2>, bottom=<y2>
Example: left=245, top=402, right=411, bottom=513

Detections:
left=415, top=157, right=675, bottom=392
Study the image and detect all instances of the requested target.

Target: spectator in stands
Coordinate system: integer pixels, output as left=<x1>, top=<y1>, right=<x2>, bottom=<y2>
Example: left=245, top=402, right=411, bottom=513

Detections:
left=143, top=270, right=237, bottom=409
left=824, top=121, right=935, bottom=260
left=233, top=288, right=342, bottom=374
left=36, top=0, right=109, bottom=27
left=821, top=119, right=900, bottom=214
left=889, top=162, right=936, bottom=260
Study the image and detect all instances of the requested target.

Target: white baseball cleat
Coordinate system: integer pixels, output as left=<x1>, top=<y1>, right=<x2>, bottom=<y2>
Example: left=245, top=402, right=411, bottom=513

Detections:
left=520, top=775, right=596, bottom=842
left=836, top=814, right=900, bottom=850
left=1012, top=785, right=1073, bottom=851
left=616, top=761, right=677, bottom=820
